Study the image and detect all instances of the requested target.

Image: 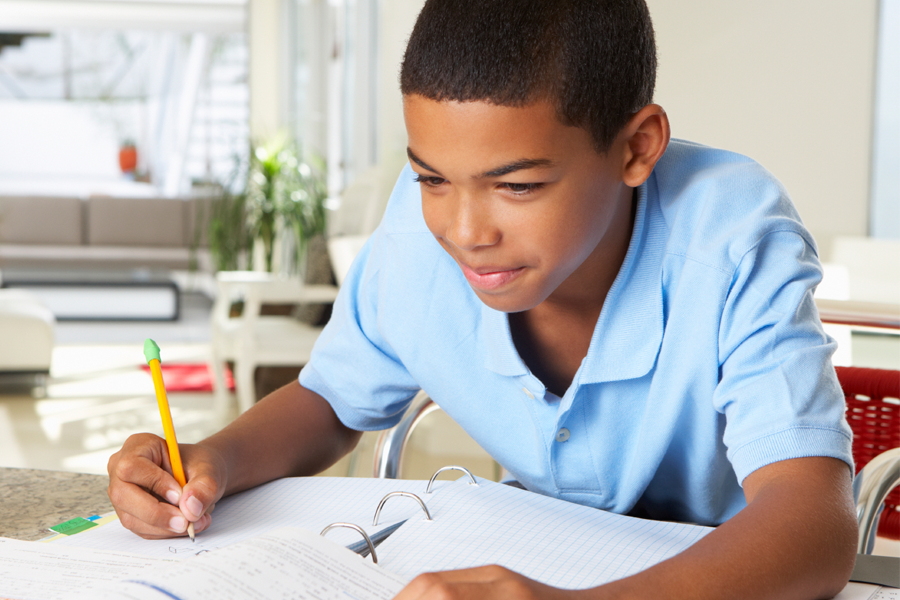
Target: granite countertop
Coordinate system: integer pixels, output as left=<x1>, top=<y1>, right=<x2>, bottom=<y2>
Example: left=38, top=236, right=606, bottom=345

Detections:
left=0, top=467, right=113, bottom=541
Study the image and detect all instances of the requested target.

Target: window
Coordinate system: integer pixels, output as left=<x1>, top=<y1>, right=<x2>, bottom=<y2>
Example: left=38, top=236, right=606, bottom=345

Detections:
left=0, top=2, right=249, bottom=197
left=290, top=0, right=379, bottom=195
left=870, top=0, right=899, bottom=238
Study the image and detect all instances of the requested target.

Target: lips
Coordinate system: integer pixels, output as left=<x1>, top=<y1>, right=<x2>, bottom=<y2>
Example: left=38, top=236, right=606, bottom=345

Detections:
left=458, top=261, right=525, bottom=292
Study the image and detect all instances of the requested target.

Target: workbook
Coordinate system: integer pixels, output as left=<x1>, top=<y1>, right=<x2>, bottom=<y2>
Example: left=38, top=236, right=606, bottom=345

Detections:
left=2, top=472, right=720, bottom=599
left=46, top=471, right=714, bottom=588
left=1, top=473, right=889, bottom=599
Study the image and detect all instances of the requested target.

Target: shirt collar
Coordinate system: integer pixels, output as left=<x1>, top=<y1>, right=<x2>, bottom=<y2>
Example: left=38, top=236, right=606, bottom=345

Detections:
left=482, top=301, right=528, bottom=376
left=482, top=179, right=666, bottom=384
left=578, top=178, right=666, bottom=384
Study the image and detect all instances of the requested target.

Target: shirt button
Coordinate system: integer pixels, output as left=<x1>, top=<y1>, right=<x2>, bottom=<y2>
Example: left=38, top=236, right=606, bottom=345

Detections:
left=555, top=428, right=570, bottom=442
left=522, top=387, right=535, bottom=399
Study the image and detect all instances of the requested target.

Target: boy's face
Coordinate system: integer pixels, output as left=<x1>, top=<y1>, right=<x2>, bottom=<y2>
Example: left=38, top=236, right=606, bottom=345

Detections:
left=404, top=95, right=636, bottom=314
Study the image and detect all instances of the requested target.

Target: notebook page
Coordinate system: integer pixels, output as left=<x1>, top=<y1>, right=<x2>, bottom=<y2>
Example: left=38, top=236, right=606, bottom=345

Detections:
left=0, top=537, right=173, bottom=600
left=375, top=478, right=712, bottom=589
left=54, top=477, right=431, bottom=559
left=832, top=582, right=887, bottom=600
left=80, top=528, right=408, bottom=600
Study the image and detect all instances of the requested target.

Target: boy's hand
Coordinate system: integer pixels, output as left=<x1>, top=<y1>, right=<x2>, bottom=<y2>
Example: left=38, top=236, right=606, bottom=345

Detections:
left=395, top=566, right=581, bottom=600
left=107, top=433, right=227, bottom=539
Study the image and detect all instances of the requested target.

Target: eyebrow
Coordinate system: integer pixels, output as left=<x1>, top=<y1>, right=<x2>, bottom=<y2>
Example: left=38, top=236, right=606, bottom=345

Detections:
left=407, top=148, right=443, bottom=176
left=407, top=147, right=555, bottom=179
left=481, top=158, right=555, bottom=178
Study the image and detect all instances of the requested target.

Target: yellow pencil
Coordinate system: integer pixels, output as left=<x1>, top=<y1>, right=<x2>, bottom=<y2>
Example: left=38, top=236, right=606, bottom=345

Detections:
left=143, top=338, right=195, bottom=542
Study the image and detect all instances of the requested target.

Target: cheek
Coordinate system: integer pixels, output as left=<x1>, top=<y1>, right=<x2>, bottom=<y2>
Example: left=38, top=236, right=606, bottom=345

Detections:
left=421, top=196, right=447, bottom=239
left=537, top=194, right=616, bottom=268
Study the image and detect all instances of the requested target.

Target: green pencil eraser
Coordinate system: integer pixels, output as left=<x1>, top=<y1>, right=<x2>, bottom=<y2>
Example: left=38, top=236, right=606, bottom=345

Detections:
left=143, top=338, right=161, bottom=364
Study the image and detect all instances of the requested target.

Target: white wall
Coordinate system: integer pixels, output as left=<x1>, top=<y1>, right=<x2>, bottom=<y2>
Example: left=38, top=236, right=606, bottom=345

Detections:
left=647, top=1, right=879, bottom=260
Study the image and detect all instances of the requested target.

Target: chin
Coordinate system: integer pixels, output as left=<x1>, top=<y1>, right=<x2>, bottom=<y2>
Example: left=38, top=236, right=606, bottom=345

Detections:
left=472, top=288, right=540, bottom=314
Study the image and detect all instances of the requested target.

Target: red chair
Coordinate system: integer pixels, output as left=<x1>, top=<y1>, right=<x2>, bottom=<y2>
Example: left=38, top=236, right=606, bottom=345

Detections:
left=836, top=366, right=900, bottom=541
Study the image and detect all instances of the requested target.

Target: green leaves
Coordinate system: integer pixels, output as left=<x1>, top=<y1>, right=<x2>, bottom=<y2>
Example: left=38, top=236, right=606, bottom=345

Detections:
left=240, top=134, right=328, bottom=273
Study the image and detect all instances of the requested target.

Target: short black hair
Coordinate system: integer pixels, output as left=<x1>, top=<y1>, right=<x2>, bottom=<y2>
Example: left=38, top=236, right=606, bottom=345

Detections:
left=400, top=0, right=657, bottom=152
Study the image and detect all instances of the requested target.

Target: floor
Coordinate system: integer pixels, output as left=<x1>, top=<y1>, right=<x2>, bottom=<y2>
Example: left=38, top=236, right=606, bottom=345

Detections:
left=0, top=292, right=499, bottom=482
left=0, top=292, right=897, bottom=555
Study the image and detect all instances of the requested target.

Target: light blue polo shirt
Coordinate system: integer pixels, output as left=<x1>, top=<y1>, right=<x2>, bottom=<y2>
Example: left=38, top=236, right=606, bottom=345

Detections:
left=299, top=139, right=853, bottom=526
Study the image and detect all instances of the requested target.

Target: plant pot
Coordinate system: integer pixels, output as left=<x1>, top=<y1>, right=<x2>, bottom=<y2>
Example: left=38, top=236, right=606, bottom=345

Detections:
left=119, top=146, right=138, bottom=173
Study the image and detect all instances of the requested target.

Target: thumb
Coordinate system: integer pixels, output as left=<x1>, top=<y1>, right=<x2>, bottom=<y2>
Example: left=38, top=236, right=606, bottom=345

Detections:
left=179, top=474, right=219, bottom=522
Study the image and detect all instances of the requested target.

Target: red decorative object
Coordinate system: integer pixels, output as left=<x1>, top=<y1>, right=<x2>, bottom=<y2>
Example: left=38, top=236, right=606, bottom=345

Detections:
left=139, top=363, right=234, bottom=393
left=119, top=145, right=138, bottom=173
left=836, top=366, right=900, bottom=540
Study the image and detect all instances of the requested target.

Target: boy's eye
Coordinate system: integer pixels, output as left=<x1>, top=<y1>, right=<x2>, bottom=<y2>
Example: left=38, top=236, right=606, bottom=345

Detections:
left=501, top=182, right=543, bottom=195
left=413, top=174, right=446, bottom=187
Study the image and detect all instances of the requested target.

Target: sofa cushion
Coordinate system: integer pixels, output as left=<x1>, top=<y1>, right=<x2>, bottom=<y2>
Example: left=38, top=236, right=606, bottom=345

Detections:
left=87, top=197, right=185, bottom=247
left=0, top=196, right=83, bottom=245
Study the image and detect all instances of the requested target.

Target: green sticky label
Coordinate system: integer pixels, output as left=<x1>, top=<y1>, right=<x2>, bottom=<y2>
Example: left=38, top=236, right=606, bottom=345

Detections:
left=50, top=517, right=98, bottom=536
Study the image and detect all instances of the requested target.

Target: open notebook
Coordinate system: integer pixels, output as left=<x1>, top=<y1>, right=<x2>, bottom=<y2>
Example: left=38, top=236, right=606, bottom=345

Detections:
left=2, top=472, right=713, bottom=599
left=1, top=472, right=885, bottom=599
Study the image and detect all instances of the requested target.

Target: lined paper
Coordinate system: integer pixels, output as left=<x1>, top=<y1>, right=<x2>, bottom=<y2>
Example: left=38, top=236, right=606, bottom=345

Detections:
left=53, top=477, right=431, bottom=559
left=832, top=583, right=890, bottom=600
left=0, top=537, right=173, bottom=600
left=375, top=478, right=712, bottom=589
left=79, top=528, right=408, bottom=600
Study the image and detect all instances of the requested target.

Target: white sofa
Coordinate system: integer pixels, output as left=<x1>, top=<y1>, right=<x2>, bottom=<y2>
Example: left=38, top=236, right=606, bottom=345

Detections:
left=0, top=289, right=55, bottom=373
left=0, top=195, right=211, bottom=271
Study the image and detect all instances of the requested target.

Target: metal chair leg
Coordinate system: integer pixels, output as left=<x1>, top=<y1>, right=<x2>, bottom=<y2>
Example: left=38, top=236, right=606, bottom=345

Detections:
left=372, top=391, right=440, bottom=479
left=855, top=448, right=900, bottom=554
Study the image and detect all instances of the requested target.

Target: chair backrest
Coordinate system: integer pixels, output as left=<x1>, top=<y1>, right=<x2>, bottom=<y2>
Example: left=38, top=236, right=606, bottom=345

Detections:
left=835, top=366, right=900, bottom=540
left=327, top=236, right=370, bottom=286
left=327, top=166, right=387, bottom=239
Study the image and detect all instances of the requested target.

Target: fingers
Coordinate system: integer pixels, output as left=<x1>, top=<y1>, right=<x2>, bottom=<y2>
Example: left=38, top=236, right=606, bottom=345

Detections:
left=109, top=434, right=182, bottom=503
left=177, top=445, right=226, bottom=525
left=395, top=566, right=562, bottom=600
left=109, top=479, right=211, bottom=539
left=107, top=434, right=221, bottom=539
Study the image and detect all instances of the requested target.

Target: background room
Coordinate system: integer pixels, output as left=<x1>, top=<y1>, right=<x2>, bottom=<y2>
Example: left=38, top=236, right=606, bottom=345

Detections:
left=0, top=0, right=896, bottom=551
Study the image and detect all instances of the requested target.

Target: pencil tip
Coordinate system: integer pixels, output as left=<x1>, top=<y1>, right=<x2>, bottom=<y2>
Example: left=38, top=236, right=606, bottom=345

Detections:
left=188, top=522, right=196, bottom=542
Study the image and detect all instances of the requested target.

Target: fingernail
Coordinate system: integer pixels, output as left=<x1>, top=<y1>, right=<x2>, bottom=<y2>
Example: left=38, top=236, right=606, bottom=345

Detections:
left=186, top=496, right=203, bottom=519
left=169, top=516, right=187, bottom=532
left=165, top=490, right=181, bottom=505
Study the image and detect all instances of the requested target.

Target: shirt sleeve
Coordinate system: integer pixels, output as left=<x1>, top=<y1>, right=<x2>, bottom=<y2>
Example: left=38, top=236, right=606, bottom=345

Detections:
left=298, top=232, right=422, bottom=431
left=713, top=229, right=853, bottom=483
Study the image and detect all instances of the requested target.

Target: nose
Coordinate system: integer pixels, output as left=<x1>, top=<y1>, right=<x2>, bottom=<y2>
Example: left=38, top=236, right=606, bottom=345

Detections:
left=444, top=193, right=500, bottom=252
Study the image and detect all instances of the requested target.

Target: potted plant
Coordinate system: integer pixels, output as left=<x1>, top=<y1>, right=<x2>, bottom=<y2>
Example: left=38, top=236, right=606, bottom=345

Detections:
left=206, top=182, right=250, bottom=273
left=118, top=139, right=137, bottom=174
left=206, top=133, right=327, bottom=276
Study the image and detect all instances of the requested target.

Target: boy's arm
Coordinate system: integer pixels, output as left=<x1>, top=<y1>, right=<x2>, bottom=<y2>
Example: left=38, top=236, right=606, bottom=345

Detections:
left=395, top=456, right=858, bottom=600
left=598, top=455, right=857, bottom=599
left=107, top=381, right=361, bottom=539
left=200, top=380, right=362, bottom=494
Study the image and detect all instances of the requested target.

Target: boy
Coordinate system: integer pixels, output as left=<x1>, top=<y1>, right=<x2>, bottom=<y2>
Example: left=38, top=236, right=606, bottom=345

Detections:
left=107, top=1, right=858, bottom=598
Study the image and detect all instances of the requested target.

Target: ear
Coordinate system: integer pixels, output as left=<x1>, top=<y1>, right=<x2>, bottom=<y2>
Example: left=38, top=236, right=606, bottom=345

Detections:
left=618, top=104, right=670, bottom=188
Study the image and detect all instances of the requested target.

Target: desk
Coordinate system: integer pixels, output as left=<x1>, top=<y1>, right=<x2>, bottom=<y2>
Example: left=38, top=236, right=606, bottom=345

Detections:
left=0, top=467, right=111, bottom=541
